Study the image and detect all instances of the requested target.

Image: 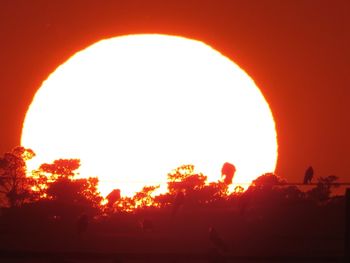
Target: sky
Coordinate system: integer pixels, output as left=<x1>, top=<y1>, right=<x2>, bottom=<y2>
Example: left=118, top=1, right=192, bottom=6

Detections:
left=0, top=0, right=349, bottom=185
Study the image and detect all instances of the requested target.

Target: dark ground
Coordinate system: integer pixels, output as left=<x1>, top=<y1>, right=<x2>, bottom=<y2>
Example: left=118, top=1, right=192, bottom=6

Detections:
left=0, top=198, right=346, bottom=263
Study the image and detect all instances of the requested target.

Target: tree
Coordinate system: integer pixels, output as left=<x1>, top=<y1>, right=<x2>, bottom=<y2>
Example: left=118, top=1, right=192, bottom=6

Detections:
left=167, top=164, right=207, bottom=194
left=39, top=159, right=102, bottom=209
left=279, top=185, right=304, bottom=204
left=250, top=173, right=286, bottom=191
left=110, top=186, right=160, bottom=212
left=240, top=173, right=287, bottom=215
left=0, top=147, right=36, bottom=207
left=133, top=185, right=160, bottom=208
left=40, top=158, right=80, bottom=179
left=307, top=175, right=339, bottom=202
left=46, top=177, right=102, bottom=206
left=165, top=164, right=227, bottom=207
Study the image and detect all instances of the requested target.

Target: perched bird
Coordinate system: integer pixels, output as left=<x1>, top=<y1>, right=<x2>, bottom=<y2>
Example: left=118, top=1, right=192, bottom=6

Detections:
left=303, top=166, right=314, bottom=184
left=221, top=162, right=236, bottom=185
left=106, top=189, right=121, bottom=207
left=209, top=227, right=228, bottom=253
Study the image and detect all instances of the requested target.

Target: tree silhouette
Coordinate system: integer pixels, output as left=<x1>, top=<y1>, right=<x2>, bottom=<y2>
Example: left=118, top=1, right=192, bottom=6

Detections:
left=165, top=164, right=230, bottom=208
left=111, top=185, right=160, bottom=212
left=40, top=158, right=80, bottom=179
left=279, top=185, right=304, bottom=204
left=250, top=173, right=286, bottom=191
left=113, top=196, right=135, bottom=212
left=167, top=164, right=207, bottom=194
left=2, top=146, right=341, bottom=216
left=0, top=147, right=36, bottom=207
left=133, top=185, right=159, bottom=208
left=307, top=175, right=339, bottom=202
left=240, top=173, right=288, bottom=215
left=39, top=159, right=102, bottom=210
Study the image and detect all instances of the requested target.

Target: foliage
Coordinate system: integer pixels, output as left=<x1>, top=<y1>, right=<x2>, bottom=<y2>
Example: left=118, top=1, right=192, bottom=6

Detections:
left=167, top=164, right=207, bottom=194
left=111, top=185, right=160, bottom=212
left=163, top=164, right=230, bottom=208
left=306, top=175, right=340, bottom=202
left=110, top=164, right=230, bottom=212
left=29, top=169, right=49, bottom=199
left=133, top=185, right=160, bottom=207
left=280, top=185, right=305, bottom=204
left=0, top=147, right=36, bottom=207
left=0, top=147, right=345, bottom=215
left=46, top=177, right=102, bottom=206
left=38, top=158, right=103, bottom=211
left=251, top=173, right=286, bottom=189
left=39, top=158, right=80, bottom=179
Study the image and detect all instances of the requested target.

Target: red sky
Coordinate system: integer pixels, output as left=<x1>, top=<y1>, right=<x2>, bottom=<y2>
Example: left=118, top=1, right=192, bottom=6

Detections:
left=0, top=0, right=349, bottom=185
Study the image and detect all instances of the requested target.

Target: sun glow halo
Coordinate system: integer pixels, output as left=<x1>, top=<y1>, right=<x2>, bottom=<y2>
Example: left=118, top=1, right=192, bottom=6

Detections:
left=21, top=34, right=278, bottom=196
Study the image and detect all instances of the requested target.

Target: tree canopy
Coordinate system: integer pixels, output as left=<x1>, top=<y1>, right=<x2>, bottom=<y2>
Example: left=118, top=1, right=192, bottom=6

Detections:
left=0, top=147, right=343, bottom=216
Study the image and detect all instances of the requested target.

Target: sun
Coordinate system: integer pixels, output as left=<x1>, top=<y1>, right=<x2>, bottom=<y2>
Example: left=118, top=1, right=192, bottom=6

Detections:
left=21, top=34, right=278, bottom=197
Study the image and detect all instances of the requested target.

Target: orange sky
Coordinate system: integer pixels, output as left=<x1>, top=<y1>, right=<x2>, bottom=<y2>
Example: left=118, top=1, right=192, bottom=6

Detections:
left=0, top=0, right=349, bottom=186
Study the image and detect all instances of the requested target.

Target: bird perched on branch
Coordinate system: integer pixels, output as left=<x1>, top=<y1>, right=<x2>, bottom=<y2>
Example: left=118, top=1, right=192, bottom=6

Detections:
left=106, top=189, right=121, bottom=207
left=221, top=162, right=236, bottom=185
left=303, top=166, right=314, bottom=184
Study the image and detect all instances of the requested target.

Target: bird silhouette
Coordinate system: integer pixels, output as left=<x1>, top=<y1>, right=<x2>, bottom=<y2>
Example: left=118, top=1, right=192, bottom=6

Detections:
left=106, top=189, right=121, bottom=207
left=303, top=166, right=314, bottom=184
left=221, top=162, right=236, bottom=185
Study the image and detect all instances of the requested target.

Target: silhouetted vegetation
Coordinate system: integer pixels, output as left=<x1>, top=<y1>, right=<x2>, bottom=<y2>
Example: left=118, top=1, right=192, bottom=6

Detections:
left=1, top=147, right=344, bottom=215
left=0, top=146, right=347, bottom=260
left=0, top=147, right=37, bottom=207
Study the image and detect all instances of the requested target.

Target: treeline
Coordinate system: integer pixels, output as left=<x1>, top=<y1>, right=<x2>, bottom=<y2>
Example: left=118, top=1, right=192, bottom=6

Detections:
left=0, top=146, right=343, bottom=220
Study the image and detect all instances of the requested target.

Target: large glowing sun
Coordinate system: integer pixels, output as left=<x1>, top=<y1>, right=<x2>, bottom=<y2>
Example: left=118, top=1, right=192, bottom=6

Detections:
left=21, top=34, right=278, bottom=196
